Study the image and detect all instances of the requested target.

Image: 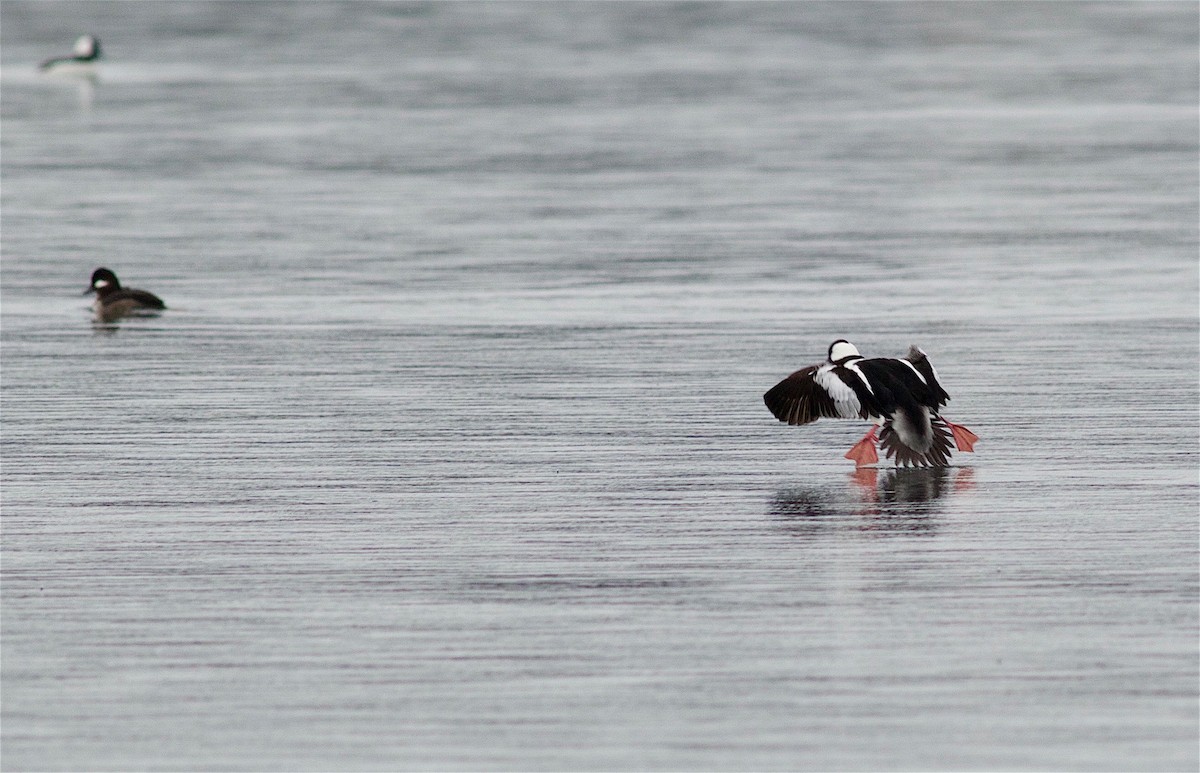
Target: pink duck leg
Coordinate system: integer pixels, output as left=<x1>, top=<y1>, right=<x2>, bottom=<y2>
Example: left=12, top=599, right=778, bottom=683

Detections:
left=944, top=420, right=979, bottom=452
left=844, top=426, right=879, bottom=467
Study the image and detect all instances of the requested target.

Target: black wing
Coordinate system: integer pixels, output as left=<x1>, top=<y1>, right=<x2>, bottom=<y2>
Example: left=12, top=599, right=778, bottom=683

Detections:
left=764, top=364, right=843, bottom=425
left=904, top=346, right=950, bottom=407
left=855, top=357, right=941, bottom=415
left=112, top=288, right=166, bottom=309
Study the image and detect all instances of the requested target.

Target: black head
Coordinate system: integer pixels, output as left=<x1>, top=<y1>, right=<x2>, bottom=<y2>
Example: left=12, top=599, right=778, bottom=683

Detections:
left=88, top=267, right=120, bottom=295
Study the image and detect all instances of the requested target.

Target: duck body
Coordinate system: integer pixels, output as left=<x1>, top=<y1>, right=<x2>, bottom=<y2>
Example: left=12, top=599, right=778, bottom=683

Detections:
left=764, top=340, right=977, bottom=467
left=40, top=34, right=101, bottom=73
left=87, top=267, right=165, bottom=322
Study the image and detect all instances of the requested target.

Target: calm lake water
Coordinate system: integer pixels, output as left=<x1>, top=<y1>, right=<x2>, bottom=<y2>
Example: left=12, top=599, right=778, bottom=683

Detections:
left=2, top=2, right=1197, bottom=770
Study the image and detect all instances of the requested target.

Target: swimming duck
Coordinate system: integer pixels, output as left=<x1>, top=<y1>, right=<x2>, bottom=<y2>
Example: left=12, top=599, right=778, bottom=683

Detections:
left=39, top=35, right=101, bottom=72
left=86, top=267, right=165, bottom=322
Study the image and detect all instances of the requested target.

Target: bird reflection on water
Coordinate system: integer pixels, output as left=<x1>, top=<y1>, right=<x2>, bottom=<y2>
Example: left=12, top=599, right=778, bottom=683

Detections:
left=90, top=318, right=152, bottom=337
left=772, top=467, right=975, bottom=536
left=91, top=320, right=121, bottom=337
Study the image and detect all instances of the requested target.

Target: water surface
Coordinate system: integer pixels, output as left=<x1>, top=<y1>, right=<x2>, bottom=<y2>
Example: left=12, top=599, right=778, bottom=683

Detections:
left=2, top=2, right=1197, bottom=770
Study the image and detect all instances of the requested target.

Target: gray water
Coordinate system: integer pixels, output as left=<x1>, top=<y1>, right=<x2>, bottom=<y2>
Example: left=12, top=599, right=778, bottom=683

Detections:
left=2, top=2, right=1197, bottom=771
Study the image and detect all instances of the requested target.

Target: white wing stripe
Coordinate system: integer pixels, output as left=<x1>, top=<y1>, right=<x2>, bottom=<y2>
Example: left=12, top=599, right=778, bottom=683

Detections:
left=843, top=362, right=874, bottom=394
left=897, top=358, right=927, bottom=384
left=814, top=364, right=862, bottom=419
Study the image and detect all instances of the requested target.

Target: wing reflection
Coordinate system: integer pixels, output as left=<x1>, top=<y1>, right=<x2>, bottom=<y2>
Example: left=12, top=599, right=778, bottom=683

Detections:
left=772, top=467, right=974, bottom=536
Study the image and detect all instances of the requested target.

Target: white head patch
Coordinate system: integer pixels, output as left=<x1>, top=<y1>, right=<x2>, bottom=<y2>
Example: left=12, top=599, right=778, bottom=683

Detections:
left=74, top=35, right=97, bottom=58
left=829, top=340, right=860, bottom=362
left=93, top=279, right=109, bottom=289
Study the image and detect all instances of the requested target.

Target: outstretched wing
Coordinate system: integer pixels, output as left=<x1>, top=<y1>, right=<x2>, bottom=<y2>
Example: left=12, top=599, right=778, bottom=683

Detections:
left=904, top=346, right=950, bottom=407
left=764, top=363, right=868, bottom=425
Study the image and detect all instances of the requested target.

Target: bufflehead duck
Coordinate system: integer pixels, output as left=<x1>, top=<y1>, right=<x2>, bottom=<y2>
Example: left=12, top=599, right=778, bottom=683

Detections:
left=39, top=35, right=101, bottom=72
left=764, top=340, right=978, bottom=467
left=86, top=267, right=166, bottom=322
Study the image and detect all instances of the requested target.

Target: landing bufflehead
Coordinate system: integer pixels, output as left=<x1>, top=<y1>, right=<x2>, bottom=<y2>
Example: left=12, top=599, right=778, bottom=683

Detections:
left=39, top=35, right=101, bottom=72
left=764, top=340, right=978, bottom=467
left=87, top=267, right=165, bottom=322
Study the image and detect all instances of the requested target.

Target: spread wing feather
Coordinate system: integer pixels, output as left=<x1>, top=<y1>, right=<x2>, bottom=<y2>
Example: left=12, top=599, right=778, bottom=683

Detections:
left=814, top=365, right=868, bottom=419
left=764, top=364, right=864, bottom=425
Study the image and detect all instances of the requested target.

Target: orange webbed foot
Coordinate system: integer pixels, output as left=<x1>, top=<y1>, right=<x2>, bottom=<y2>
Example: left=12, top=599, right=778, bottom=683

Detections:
left=946, top=421, right=979, bottom=453
left=844, top=427, right=879, bottom=467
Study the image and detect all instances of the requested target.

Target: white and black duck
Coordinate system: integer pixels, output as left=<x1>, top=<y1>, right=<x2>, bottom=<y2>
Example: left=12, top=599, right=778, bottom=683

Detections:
left=764, top=339, right=978, bottom=467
